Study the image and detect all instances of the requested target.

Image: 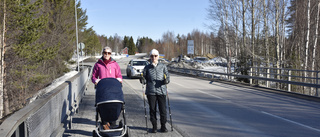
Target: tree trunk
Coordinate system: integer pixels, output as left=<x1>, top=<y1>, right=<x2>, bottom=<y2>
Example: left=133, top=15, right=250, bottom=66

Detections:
left=1, top=0, right=9, bottom=117
left=252, top=0, right=255, bottom=68
left=242, top=0, right=246, bottom=62
left=281, top=0, right=286, bottom=67
left=312, top=0, right=319, bottom=96
left=305, top=0, right=310, bottom=94
left=275, top=0, right=281, bottom=89
left=264, top=0, right=270, bottom=87
left=222, top=0, right=231, bottom=78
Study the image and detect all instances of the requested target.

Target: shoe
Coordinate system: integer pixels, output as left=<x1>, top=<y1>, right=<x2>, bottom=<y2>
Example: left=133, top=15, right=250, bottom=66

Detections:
left=151, top=123, right=157, bottom=133
left=160, top=126, right=168, bottom=133
left=151, top=128, right=157, bottom=133
left=102, top=123, right=110, bottom=130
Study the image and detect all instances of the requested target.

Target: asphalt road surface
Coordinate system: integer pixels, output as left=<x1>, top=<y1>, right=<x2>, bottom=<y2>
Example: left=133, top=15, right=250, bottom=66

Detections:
left=64, top=55, right=320, bottom=137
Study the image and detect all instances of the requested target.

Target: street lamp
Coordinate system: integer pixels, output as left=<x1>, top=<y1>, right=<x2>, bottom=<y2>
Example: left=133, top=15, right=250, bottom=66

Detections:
left=75, top=0, right=79, bottom=71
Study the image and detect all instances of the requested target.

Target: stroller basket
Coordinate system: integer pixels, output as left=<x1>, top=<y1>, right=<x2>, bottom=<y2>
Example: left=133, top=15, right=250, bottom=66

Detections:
left=94, top=100, right=129, bottom=137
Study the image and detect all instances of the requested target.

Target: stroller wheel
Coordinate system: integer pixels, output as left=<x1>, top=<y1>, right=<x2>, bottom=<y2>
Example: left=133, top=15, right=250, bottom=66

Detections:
left=124, top=127, right=131, bottom=137
left=92, top=130, right=97, bottom=137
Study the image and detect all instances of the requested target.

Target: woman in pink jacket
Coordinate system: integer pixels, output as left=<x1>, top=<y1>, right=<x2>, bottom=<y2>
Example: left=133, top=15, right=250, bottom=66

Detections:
left=92, top=46, right=123, bottom=130
left=92, top=46, right=123, bottom=85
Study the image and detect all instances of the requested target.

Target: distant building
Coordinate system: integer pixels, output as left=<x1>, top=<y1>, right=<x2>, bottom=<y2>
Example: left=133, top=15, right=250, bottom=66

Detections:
left=122, top=47, right=128, bottom=54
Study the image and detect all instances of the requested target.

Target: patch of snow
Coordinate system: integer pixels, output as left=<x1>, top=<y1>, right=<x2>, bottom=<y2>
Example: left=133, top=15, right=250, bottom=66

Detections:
left=208, top=57, right=227, bottom=64
left=201, top=66, right=227, bottom=73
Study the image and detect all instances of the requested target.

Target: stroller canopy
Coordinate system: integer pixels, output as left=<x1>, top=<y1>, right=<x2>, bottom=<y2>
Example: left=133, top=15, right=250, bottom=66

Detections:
left=95, top=78, right=124, bottom=105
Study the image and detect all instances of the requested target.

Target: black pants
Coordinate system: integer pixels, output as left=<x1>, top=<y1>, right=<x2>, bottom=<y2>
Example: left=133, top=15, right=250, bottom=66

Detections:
left=147, top=95, right=167, bottom=126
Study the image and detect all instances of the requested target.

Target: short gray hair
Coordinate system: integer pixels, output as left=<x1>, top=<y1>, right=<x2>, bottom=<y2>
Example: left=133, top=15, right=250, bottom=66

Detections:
left=102, top=46, right=112, bottom=53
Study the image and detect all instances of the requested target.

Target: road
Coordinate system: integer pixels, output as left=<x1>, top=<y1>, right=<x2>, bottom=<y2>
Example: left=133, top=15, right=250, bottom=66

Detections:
left=65, top=55, right=320, bottom=137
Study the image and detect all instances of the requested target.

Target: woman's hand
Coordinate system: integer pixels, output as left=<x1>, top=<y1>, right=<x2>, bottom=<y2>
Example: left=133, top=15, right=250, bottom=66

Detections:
left=95, top=79, right=101, bottom=85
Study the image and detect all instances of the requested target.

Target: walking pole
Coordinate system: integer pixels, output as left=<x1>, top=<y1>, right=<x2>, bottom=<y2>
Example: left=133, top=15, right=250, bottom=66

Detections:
left=164, top=74, right=173, bottom=131
left=141, top=74, right=148, bottom=134
left=166, top=91, right=173, bottom=131
left=142, top=84, right=148, bottom=133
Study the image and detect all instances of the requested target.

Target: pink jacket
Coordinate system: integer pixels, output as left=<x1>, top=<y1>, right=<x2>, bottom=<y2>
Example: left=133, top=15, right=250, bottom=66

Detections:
left=91, top=58, right=123, bottom=84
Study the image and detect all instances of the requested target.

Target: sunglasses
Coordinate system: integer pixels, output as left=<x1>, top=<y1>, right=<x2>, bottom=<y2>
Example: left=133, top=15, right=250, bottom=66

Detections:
left=103, top=52, right=112, bottom=55
left=150, top=55, right=158, bottom=58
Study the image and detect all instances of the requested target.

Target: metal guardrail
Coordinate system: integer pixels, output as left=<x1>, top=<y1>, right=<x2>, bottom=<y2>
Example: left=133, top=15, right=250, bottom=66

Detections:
left=248, top=67, right=320, bottom=96
left=0, top=66, right=91, bottom=137
left=168, top=66, right=320, bottom=97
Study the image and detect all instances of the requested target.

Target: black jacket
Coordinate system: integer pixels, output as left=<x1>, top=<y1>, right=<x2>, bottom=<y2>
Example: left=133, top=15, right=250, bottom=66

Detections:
left=143, top=62, right=170, bottom=95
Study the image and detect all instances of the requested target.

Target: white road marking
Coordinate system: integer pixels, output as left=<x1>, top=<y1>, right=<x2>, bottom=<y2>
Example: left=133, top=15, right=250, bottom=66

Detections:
left=171, top=82, right=186, bottom=88
left=261, top=111, right=320, bottom=133
left=196, top=89, right=224, bottom=100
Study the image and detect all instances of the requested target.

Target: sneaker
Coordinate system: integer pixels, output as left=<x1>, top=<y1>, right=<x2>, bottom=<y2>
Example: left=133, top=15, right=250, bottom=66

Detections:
left=160, top=126, right=168, bottom=133
left=151, top=128, right=157, bottom=133
left=151, top=122, right=157, bottom=133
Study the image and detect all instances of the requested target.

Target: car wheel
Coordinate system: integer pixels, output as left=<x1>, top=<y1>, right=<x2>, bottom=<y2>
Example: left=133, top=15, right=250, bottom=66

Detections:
left=126, top=69, right=129, bottom=77
left=128, top=71, right=132, bottom=79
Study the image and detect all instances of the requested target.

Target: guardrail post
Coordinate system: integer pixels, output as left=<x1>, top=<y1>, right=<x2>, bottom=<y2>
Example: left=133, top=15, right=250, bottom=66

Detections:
left=316, top=72, right=319, bottom=97
left=257, top=67, right=260, bottom=85
left=250, top=68, right=253, bottom=85
left=288, top=70, right=291, bottom=92
left=267, top=68, right=270, bottom=88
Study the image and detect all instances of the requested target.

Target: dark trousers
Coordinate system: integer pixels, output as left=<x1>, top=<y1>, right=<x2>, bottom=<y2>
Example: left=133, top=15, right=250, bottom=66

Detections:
left=147, top=95, right=167, bottom=126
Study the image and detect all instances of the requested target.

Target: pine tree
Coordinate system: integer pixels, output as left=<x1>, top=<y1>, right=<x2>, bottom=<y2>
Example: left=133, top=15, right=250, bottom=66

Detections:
left=123, top=36, right=129, bottom=48
left=128, top=36, right=135, bottom=55
left=3, top=0, right=52, bottom=113
left=83, top=27, right=101, bottom=55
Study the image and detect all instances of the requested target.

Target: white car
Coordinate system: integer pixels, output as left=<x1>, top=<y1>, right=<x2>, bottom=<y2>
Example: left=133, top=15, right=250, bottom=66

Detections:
left=193, top=57, right=210, bottom=63
left=126, top=59, right=149, bottom=78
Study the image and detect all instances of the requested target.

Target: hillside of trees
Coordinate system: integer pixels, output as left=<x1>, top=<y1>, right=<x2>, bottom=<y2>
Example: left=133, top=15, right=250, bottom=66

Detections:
left=0, top=0, right=319, bottom=119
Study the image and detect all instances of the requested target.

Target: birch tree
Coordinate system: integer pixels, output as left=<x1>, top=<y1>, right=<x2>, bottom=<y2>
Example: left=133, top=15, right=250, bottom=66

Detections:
left=0, top=0, right=7, bottom=117
left=312, top=0, right=319, bottom=95
left=304, top=0, right=310, bottom=93
left=242, top=0, right=248, bottom=64
left=263, top=0, right=270, bottom=87
left=275, top=0, right=281, bottom=88
left=251, top=0, right=255, bottom=67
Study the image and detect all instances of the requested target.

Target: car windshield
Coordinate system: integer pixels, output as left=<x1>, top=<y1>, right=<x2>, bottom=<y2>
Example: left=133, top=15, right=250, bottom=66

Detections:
left=195, top=58, right=208, bottom=61
left=133, top=61, right=148, bottom=66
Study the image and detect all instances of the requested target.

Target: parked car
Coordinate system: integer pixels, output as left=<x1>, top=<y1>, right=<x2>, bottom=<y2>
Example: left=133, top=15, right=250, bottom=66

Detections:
left=158, top=58, right=170, bottom=64
left=126, top=59, right=149, bottom=78
left=193, top=57, right=210, bottom=63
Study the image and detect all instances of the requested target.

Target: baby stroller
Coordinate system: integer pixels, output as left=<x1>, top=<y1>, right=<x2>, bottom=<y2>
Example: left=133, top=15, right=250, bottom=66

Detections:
left=92, top=78, right=130, bottom=137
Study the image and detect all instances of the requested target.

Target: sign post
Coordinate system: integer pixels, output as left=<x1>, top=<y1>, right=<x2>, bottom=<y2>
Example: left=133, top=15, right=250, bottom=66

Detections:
left=79, top=43, right=85, bottom=56
left=79, top=43, right=85, bottom=67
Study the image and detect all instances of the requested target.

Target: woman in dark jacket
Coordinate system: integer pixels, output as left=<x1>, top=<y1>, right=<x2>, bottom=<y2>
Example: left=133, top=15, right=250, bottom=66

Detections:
left=142, top=49, right=170, bottom=133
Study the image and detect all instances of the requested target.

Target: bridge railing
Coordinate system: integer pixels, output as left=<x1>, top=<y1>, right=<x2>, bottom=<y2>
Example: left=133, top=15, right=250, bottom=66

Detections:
left=248, top=67, right=319, bottom=96
left=168, top=66, right=320, bottom=97
left=0, top=66, right=91, bottom=137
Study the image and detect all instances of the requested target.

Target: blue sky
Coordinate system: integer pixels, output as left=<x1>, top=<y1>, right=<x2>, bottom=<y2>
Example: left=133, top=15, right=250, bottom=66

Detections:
left=80, top=0, right=211, bottom=41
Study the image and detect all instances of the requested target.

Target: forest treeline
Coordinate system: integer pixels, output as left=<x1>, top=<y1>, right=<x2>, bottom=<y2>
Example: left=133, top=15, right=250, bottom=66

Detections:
left=0, top=0, right=97, bottom=119
left=0, top=0, right=319, bottom=119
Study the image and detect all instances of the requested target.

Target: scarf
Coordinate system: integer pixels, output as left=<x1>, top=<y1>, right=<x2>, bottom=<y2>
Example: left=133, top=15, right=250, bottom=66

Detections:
left=103, top=58, right=111, bottom=65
